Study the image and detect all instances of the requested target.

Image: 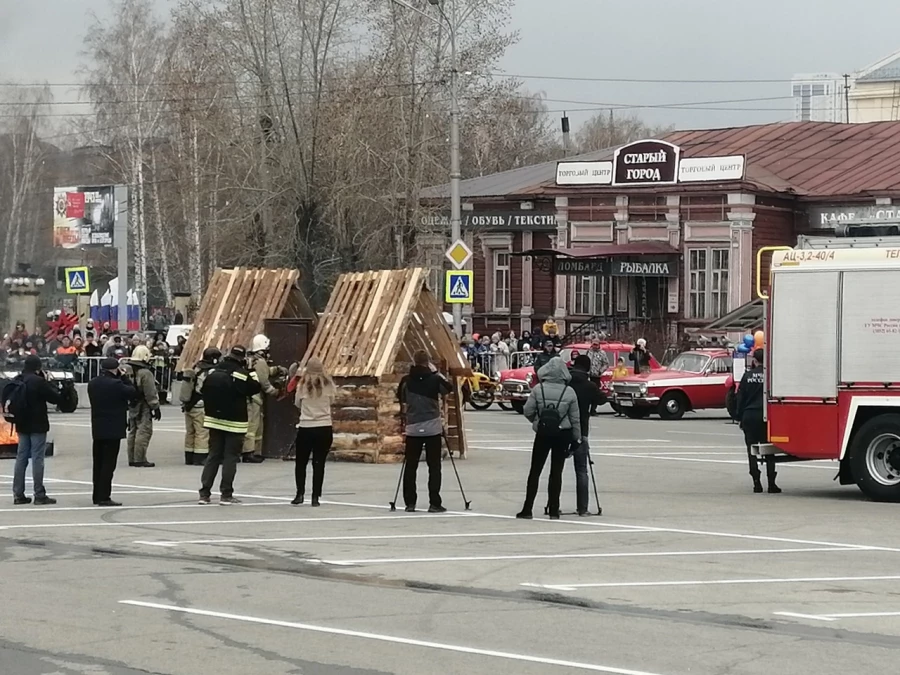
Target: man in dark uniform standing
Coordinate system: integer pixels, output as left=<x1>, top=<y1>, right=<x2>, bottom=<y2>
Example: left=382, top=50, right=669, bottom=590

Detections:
left=736, top=348, right=780, bottom=494
left=88, top=358, right=138, bottom=506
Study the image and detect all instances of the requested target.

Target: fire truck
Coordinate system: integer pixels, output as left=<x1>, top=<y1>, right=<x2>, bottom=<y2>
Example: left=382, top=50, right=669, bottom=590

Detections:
left=757, top=240, right=900, bottom=502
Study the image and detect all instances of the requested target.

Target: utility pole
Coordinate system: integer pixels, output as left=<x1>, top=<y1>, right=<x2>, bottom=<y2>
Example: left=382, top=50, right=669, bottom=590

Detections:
left=392, top=0, right=463, bottom=337
left=843, top=74, right=851, bottom=123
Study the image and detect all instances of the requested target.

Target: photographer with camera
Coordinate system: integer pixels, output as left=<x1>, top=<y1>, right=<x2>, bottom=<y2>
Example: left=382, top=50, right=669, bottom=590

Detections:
left=88, top=358, right=138, bottom=506
left=6, top=355, right=63, bottom=505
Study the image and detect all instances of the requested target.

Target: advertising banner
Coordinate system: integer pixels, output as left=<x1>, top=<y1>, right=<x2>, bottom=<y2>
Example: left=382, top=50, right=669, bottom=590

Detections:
left=53, top=186, right=116, bottom=249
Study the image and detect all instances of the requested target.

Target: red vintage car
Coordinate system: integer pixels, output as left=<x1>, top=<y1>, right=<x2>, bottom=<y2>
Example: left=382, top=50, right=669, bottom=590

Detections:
left=498, top=341, right=662, bottom=413
left=610, top=348, right=734, bottom=420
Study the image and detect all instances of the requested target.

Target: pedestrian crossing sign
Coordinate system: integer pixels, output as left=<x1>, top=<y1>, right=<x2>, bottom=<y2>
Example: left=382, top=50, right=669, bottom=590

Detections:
left=64, top=266, right=91, bottom=294
left=445, top=270, right=473, bottom=304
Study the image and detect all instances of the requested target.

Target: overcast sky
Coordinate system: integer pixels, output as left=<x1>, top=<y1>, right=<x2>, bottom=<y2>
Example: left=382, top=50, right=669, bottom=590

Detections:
left=3, top=0, right=900, bottom=132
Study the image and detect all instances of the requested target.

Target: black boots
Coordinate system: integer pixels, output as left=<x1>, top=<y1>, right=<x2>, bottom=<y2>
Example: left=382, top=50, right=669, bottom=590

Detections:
left=291, top=494, right=304, bottom=505
left=185, top=452, right=194, bottom=466
left=242, top=454, right=265, bottom=464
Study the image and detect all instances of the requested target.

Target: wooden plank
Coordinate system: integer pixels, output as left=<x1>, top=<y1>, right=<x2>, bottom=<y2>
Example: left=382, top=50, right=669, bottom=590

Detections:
left=338, top=272, right=376, bottom=377
left=207, top=268, right=240, bottom=352
left=350, top=271, right=392, bottom=375
left=344, top=273, right=380, bottom=377
left=318, top=273, right=360, bottom=374
left=177, top=269, right=223, bottom=369
left=220, top=268, right=257, bottom=350
left=363, top=271, right=407, bottom=376
left=301, top=272, right=350, bottom=370
left=375, top=269, right=423, bottom=377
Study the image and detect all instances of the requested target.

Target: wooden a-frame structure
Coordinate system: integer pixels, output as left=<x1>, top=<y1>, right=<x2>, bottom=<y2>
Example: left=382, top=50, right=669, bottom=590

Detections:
left=301, top=268, right=471, bottom=462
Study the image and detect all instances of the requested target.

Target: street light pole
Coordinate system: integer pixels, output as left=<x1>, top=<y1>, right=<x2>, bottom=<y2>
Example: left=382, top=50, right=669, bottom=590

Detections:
left=391, top=0, right=463, bottom=338
left=446, top=0, right=463, bottom=339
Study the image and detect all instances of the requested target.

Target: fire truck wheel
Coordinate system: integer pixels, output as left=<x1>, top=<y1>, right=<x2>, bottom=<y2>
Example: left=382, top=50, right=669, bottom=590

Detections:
left=658, top=392, right=688, bottom=421
left=511, top=400, right=525, bottom=415
left=848, top=414, right=900, bottom=502
left=725, top=387, right=738, bottom=421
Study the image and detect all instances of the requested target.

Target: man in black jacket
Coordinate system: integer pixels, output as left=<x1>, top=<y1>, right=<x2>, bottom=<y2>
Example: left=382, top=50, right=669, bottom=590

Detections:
left=568, top=355, right=600, bottom=515
left=533, top=338, right=560, bottom=373
left=398, top=350, right=452, bottom=513
left=198, top=346, right=262, bottom=505
left=88, top=358, right=138, bottom=506
left=11, top=355, right=62, bottom=505
left=737, top=348, right=780, bottom=494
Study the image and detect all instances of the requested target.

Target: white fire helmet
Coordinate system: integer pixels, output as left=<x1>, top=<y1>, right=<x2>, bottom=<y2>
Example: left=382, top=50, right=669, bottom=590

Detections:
left=131, top=345, right=152, bottom=363
left=250, top=334, right=271, bottom=354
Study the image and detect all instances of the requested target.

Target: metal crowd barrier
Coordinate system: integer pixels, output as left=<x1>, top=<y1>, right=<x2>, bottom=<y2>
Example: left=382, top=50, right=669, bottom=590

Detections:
left=74, top=356, right=175, bottom=399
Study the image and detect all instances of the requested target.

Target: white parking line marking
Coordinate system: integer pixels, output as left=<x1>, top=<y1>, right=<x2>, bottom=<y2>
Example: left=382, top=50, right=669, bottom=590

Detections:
left=773, top=612, right=837, bottom=622
left=0, top=501, right=288, bottom=514
left=120, top=600, right=669, bottom=675
left=600, top=454, right=837, bottom=470
left=134, top=528, right=646, bottom=547
left=320, top=546, right=851, bottom=566
left=524, top=575, right=900, bottom=591
left=666, top=430, right=741, bottom=437
left=319, top=499, right=900, bottom=553
left=775, top=610, right=900, bottom=622
left=0, top=513, right=467, bottom=531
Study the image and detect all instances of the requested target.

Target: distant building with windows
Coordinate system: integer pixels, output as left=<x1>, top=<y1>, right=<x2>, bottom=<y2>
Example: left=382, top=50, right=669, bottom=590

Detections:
left=790, top=73, right=845, bottom=122
left=793, top=49, right=900, bottom=124
left=849, top=49, right=900, bottom=123
left=419, top=121, right=900, bottom=346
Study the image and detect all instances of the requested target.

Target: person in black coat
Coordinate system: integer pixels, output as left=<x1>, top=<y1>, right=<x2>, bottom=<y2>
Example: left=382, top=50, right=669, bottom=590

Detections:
left=88, top=358, right=138, bottom=506
left=566, top=356, right=601, bottom=515
left=11, top=355, right=63, bottom=505
left=736, top=348, right=780, bottom=494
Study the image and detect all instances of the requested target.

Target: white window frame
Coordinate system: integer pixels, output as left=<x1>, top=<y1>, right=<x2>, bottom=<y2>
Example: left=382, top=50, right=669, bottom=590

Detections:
left=493, top=249, right=511, bottom=312
left=570, top=275, right=609, bottom=316
left=687, top=247, right=729, bottom=319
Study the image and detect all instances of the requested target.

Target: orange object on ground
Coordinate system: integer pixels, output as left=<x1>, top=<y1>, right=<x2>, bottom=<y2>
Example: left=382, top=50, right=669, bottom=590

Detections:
left=0, top=422, right=19, bottom=445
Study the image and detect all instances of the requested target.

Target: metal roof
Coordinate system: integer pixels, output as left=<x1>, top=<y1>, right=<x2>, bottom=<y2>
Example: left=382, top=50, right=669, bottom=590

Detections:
left=667, top=121, right=900, bottom=197
left=856, top=49, right=900, bottom=83
left=421, top=121, right=900, bottom=201
left=419, top=147, right=614, bottom=200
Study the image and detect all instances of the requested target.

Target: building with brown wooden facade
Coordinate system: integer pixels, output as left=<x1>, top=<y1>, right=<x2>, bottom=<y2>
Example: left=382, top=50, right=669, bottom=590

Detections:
left=419, top=121, right=900, bottom=347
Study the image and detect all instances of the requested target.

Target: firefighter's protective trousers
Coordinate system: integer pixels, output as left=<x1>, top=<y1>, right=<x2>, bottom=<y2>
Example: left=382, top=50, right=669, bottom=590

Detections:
left=127, top=404, right=154, bottom=464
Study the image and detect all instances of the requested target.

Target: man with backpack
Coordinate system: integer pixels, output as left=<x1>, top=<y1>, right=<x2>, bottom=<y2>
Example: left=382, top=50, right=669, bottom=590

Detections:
left=517, top=357, right=581, bottom=520
left=6, top=355, right=63, bottom=505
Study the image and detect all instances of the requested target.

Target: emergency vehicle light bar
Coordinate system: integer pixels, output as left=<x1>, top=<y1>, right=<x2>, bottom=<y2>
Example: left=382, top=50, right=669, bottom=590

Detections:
left=755, top=246, right=792, bottom=300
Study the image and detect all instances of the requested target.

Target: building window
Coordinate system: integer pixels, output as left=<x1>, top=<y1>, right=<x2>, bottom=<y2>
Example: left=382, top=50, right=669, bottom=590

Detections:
left=688, top=248, right=729, bottom=319
left=493, top=250, right=510, bottom=311
left=571, top=275, right=609, bottom=315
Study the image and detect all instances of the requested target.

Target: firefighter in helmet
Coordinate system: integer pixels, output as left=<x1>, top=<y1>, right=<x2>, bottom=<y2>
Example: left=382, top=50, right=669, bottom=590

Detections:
left=179, top=347, right=221, bottom=466
left=125, top=345, right=161, bottom=468
left=242, top=334, right=279, bottom=462
left=736, top=347, right=781, bottom=494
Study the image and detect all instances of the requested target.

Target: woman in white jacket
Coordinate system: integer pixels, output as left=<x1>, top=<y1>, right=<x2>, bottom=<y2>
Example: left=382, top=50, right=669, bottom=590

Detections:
left=291, top=357, right=336, bottom=506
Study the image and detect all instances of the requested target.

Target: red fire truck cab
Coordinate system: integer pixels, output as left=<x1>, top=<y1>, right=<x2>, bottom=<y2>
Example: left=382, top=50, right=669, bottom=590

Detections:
left=760, top=246, right=900, bottom=502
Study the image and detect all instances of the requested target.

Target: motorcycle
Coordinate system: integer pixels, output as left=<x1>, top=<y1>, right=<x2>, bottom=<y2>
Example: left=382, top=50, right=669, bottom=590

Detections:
left=462, top=371, right=499, bottom=411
